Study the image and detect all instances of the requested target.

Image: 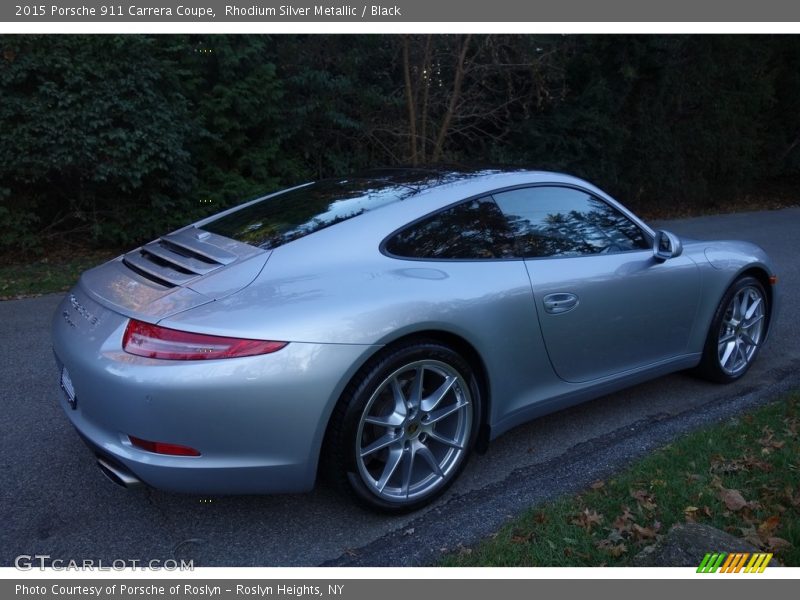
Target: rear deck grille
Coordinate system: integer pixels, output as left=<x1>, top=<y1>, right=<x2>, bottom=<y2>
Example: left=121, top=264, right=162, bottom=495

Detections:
left=121, top=258, right=178, bottom=288
left=122, top=227, right=235, bottom=287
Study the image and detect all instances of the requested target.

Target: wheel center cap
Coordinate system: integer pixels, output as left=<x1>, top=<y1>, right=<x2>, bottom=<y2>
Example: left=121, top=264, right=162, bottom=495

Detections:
left=406, top=422, right=420, bottom=436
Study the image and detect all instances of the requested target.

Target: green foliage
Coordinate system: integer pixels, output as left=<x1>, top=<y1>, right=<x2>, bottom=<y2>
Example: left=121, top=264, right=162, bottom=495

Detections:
left=0, top=35, right=198, bottom=248
left=515, top=36, right=782, bottom=211
left=275, top=35, right=399, bottom=173
left=1, top=34, right=799, bottom=253
left=183, top=36, right=288, bottom=207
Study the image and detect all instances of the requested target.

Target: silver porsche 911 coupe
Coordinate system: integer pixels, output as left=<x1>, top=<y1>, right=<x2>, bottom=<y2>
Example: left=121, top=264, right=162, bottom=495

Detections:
left=52, top=168, right=778, bottom=511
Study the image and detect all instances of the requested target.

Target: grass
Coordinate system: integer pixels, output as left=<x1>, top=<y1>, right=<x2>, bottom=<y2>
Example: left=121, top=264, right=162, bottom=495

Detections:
left=441, top=392, right=800, bottom=567
left=0, top=249, right=116, bottom=299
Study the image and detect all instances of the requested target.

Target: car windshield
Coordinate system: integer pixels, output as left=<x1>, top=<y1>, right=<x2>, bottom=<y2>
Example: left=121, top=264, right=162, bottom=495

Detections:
left=202, top=170, right=499, bottom=250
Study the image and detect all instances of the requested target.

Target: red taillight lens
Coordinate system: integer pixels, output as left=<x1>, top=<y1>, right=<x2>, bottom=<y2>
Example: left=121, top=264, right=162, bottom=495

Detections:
left=129, top=435, right=201, bottom=457
left=122, top=319, right=287, bottom=360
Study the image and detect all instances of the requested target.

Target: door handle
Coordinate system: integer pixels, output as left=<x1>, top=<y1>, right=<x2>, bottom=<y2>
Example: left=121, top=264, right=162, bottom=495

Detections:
left=543, top=293, right=579, bottom=314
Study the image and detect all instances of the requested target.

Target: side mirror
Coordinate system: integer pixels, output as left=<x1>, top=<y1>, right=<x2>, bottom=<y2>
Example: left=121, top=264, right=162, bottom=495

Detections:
left=653, top=230, right=683, bottom=261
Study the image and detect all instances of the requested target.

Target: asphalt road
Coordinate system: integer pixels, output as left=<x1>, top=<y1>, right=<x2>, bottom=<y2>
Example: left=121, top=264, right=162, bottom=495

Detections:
left=1, top=207, right=799, bottom=567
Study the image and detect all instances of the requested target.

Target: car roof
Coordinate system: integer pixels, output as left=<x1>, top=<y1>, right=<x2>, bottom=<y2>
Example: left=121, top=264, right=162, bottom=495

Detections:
left=342, top=166, right=577, bottom=190
left=196, top=167, right=646, bottom=256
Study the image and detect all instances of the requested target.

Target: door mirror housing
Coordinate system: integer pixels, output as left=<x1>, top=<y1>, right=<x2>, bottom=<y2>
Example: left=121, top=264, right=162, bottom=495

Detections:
left=653, top=230, right=683, bottom=261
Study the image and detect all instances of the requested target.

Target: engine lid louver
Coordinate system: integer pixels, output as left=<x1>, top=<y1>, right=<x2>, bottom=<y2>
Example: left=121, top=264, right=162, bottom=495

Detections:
left=122, top=227, right=259, bottom=288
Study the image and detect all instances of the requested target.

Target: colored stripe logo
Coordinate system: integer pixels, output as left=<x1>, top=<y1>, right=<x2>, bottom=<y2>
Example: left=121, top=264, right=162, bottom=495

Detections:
left=697, top=552, right=773, bottom=573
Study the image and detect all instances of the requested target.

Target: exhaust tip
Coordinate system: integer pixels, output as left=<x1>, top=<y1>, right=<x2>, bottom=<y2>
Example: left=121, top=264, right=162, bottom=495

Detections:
left=97, top=457, right=143, bottom=489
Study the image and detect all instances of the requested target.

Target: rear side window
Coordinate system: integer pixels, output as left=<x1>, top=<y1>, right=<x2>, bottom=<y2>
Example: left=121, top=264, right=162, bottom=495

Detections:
left=384, top=197, right=516, bottom=259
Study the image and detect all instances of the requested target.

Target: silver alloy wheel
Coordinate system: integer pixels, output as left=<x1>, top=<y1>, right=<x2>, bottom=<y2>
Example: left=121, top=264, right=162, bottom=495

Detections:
left=717, top=285, right=766, bottom=376
left=355, top=359, right=473, bottom=503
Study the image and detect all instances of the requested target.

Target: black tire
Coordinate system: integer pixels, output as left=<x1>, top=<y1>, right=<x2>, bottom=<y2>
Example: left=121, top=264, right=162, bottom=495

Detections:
left=324, top=339, right=481, bottom=513
left=696, top=275, right=769, bottom=384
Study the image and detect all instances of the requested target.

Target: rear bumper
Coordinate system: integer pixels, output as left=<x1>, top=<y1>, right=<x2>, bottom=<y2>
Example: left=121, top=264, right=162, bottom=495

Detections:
left=52, top=288, right=377, bottom=494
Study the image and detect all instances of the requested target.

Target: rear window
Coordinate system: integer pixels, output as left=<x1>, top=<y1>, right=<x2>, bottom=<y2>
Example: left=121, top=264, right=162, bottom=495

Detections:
left=203, top=175, right=436, bottom=250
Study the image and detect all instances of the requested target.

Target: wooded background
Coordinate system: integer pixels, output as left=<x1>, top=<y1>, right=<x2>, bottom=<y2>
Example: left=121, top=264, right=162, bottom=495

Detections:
left=1, top=34, right=799, bottom=252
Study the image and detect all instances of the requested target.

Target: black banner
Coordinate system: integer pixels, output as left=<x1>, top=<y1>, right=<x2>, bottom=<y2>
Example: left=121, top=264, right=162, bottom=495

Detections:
left=5, top=0, right=800, bottom=22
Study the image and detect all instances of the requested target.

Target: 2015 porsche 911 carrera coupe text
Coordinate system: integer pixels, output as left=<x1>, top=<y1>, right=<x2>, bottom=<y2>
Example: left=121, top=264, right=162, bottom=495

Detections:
left=52, top=169, right=778, bottom=511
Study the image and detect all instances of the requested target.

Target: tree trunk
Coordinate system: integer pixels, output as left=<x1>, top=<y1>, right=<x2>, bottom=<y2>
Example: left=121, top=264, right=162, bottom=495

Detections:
left=418, top=35, right=432, bottom=163
left=402, top=35, right=418, bottom=165
left=432, top=34, right=472, bottom=163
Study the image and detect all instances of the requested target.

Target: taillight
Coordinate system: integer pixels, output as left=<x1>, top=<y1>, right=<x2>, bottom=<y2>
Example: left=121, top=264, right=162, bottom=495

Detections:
left=122, top=319, right=287, bottom=360
left=129, top=435, right=201, bottom=457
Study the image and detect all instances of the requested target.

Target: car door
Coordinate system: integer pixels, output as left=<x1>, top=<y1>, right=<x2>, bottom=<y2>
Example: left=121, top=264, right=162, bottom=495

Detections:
left=492, top=185, right=701, bottom=383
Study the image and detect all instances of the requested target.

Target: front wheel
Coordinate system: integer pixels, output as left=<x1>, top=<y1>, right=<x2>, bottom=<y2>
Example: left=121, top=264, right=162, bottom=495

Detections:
left=325, top=341, right=481, bottom=513
left=696, top=275, right=769, bottom=383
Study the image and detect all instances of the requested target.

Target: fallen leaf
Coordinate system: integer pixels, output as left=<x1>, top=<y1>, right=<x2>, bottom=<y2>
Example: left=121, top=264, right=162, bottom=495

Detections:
left=684, top=506, right=699, bottom=520
left=510, top=530, right=533, bottom=544
left=766, top=537, right=792, bottom=552
left=596, top=539, right=628, bottom=557
left=590, top=480, right=605, bottom=490
left=510, top=536, right=528, bottom=544
left=740, top=526, right=763, bottom=548
left=759, top=483, right=781, bottom=499
left=631, top=489, right=657, bottom=511
left=719, top=488, right=748, bottom=511
left=758, top=426, right=786, bottom=450
left=606, top=529, right=625, bottom=543
left=758, top=426, right=776, bottom=446
left=742, top=454, right=774, bottom=472
left=711, top=456, right=746, bottom=474
left=758, top=515, right=781, bottom=539
left=571, top=508, right=604, bottom=532
left=739, top=506, right=760, bottom=525
left=632, top=524, right=657, bottom=540
left=612, top=506, right=635, bottom=533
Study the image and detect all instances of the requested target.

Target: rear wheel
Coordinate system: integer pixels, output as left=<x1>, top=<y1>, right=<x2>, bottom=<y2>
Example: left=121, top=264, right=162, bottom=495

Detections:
left=697, top=276, right=769, bottom=383
left=326, top=341, right=481, bottom=512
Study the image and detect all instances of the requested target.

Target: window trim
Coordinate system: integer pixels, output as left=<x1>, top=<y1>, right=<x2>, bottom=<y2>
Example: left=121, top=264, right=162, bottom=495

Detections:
left=379, top=183, right=655, bottom=263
